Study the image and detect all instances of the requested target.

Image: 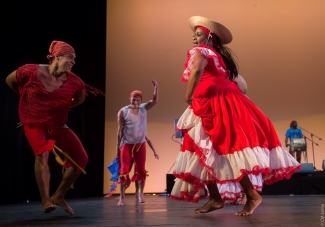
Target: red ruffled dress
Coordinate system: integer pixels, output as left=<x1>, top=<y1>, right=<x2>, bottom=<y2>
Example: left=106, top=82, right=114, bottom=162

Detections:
left=170, top=45, right=301, bottom=202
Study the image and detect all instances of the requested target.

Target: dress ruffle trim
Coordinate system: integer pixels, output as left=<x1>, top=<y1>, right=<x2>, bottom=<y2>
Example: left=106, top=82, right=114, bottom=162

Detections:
left=171, top=133, right=301, bottom=202
left=170, top=193, right=206, bottom=203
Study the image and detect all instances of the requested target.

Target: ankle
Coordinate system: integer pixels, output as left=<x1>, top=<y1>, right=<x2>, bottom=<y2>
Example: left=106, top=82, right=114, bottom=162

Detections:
left=246, top=191, right=261, bottom=200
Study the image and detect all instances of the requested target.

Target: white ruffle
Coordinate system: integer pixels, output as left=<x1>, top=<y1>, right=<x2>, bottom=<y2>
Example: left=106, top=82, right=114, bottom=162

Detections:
left=172, top=107, right=301, bottom=201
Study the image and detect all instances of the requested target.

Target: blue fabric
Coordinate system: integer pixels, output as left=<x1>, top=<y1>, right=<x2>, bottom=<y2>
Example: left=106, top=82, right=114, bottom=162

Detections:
left=107, top=158, right=120, bottom=191
left=285, top=128, right=303, bottom=139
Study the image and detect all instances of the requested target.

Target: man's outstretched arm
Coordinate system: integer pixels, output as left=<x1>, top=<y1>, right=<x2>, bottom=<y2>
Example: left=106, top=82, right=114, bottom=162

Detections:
left=145, top=79, right=158, bottom=111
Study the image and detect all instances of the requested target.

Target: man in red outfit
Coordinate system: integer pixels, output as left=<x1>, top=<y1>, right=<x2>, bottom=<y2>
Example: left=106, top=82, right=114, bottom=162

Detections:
left=6, top=40, right=103, bottom=215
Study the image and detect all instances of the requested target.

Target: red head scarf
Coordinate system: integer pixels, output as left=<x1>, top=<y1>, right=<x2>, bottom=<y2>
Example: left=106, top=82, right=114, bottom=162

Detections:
left=47, top=40, right=75, bottom=59
left=130, top=90, right=142, bottom=99
left=195, top=26, right=218, bottom=43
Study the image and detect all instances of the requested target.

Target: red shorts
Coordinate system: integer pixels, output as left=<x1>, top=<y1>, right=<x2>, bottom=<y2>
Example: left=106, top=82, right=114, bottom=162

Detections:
left=23, top=125, right=88, bottom=171
left=119, top=142, right=147, bottom=183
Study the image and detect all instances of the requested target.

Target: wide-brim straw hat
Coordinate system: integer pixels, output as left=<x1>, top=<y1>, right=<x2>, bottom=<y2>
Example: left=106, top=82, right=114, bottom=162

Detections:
left=189, top=16, right=232, bottom=44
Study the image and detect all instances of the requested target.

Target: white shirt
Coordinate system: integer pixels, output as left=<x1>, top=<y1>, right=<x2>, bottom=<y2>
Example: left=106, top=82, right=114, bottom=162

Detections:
left=121, top=103, right=147, bottom=145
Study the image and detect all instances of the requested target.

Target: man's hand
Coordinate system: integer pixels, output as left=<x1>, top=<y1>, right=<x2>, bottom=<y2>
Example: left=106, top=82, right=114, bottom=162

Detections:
left=145, top=79, right=158, bottom=111
left=152, top=79, right=158, bottom=89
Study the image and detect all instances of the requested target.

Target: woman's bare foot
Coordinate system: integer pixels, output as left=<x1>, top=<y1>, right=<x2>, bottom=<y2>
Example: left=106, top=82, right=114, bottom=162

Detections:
left=194, top=199, right=224, bottom=213
left=51, top=197, right=74, bottom=215
left=230, top=194, right=247, bottom=205
left=235, top=194, right=262, bottom=216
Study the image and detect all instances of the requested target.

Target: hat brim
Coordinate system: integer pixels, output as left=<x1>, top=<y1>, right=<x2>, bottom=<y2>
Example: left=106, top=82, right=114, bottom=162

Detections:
left=189, top=16, right=232, bottom=44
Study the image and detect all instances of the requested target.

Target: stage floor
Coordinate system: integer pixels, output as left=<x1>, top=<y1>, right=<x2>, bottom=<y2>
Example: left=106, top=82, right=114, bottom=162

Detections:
left=0, top=195, right=323, bottom=227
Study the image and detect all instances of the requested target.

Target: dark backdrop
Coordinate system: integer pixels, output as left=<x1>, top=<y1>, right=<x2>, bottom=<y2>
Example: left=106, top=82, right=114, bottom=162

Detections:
left=0, top=0, right=106, bottom=204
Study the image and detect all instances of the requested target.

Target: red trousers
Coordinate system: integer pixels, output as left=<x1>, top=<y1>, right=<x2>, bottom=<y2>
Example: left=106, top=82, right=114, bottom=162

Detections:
left=24, top=125, right=88, bottom=171
left=119, top=142, right=147, bottom=183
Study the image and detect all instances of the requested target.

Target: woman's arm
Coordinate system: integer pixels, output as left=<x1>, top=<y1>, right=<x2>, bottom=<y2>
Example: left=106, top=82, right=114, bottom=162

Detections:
left=185, top=53, right=208, bottom=105
left=285, top=136, right=290, bottom=147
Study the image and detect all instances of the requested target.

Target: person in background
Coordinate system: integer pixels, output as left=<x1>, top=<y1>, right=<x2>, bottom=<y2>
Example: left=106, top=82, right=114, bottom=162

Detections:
left=116, top=80, right=158, bottom=206
left=285, top=120, right=304, bottom=163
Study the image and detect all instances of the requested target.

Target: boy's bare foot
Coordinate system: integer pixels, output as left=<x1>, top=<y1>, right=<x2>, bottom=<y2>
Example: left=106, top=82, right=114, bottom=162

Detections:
left=235, top=194, right=262, bottom=216
left=51, top=197, right=74, bottom=215
left=194, top=200, right=224, bottom=213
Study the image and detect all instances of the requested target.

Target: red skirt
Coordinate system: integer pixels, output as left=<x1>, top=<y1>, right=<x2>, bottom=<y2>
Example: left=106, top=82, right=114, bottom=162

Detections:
left=171, top=77, right=301, bottom=202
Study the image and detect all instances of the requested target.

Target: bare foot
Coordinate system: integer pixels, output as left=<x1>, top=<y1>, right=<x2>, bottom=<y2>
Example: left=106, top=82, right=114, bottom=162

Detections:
left=117, top=197, right=125, bottom=206
left=43, top=201, right=57, bottom=213
left=51, top=197, right=74, bottom=215
left=230, top=194, right=247, bottom=205
left=138, top=193, right=145, bottom=203
left=235, top=194, right=262, bottom=216
left=194, top=200, right=224, bottom=213
left=135, top=192, right=139, bottom=202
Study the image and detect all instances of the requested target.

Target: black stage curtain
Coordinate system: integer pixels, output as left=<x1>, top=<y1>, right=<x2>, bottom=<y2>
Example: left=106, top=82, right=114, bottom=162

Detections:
left=0, top=0, right=106, bottom=204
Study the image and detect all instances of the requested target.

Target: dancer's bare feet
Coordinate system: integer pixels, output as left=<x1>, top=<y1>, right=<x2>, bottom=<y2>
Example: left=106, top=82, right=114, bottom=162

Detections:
left=235, top=194, right=262, bottom=216
left=135, top=192, right=145, bottom=203
left=138, top=193, right=145, bottom=203
left=43, top=200, right=57, bottom=213
left=194, top=199, right=224, bottom=214
left=117, top=196, right=125, bottom=206
left=230, top=194, right=247, bottom=205
left=51, top=197, right=74, bottom=215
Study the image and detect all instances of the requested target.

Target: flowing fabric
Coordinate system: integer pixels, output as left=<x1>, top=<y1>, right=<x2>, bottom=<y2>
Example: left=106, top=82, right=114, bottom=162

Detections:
left=104, top=158, right=120, bottom=198
left=171, top=45, right=301, bottom=202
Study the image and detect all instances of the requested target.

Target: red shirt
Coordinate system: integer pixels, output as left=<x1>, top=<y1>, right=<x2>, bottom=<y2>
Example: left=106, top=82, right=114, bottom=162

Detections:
left=16, top=64, right=84, bottom=129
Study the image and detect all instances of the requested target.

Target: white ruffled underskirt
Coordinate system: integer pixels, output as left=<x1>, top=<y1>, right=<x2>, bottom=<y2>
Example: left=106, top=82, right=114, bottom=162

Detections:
left=171, top=107, right=301, bottom=202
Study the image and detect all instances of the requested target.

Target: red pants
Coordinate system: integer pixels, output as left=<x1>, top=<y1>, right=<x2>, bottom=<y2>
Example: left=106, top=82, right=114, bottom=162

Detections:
left=24, top=125, right=88, bottom=171
left=119, top=143, right=147, bottom=183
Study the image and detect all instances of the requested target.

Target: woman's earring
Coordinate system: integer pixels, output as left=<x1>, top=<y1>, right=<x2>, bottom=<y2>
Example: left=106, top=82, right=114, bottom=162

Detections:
left=206, top=32, right=212, bottom=45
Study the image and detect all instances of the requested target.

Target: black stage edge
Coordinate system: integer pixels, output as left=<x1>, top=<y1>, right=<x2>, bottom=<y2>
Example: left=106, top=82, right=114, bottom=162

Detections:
left=166, top=171, right=325, bottom=195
